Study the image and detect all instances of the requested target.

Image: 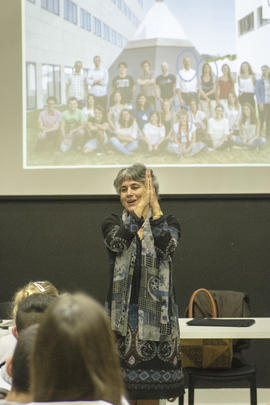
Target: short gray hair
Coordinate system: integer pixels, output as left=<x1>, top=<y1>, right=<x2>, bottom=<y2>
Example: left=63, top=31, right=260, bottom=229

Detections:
left=113, top=163, right=159, bottom=195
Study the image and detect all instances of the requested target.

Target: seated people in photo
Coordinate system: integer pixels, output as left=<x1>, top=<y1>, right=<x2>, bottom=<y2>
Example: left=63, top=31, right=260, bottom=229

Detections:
left=189, top=98, right=208, bottom=142
left=3, top=325, right=39, bottom=403
left=137, top=60, right=156, bottom=109
left=208, top=104, right=230, bottom=150
left=107, top=91, right=127, bottom=133
left=198, top=62, right=217, bottom=118
left=0, top=293, right=58, bottom=392
left=86, top=55, right=108, bottom=112
left=134, top=93, right=153, bottom=130
left=238, top=61, right=256, bottom=109
left=0, top=281, right=59, bottom=367
left=83, top=106, right=109, bottom=154
left=176, top=56, right=198, bottom=106
left=167, top=109, right=205, bottom=157
left=256, top=65, right=270, bottom=139
left=232, top=102, right=266, bottom=150
left=30, top=293, right=125, bottom=405
left=156, top=62, right=176, bottom=105
left=66, top=61, right=87, bottom=109
left=110, top=109, right=139, bottom=155
left=82, top=94, right=96, bottom=121
left=111, top=62, right=135, bottom=108
left=142, top=111, right=166, bottom=153
left=224, top=91, right=241, bottom=136
left=60, top=97, right=87, bottom=152
left=36, top=96, right=61, bottom=152
left=216, top=64, right=235, bottom=109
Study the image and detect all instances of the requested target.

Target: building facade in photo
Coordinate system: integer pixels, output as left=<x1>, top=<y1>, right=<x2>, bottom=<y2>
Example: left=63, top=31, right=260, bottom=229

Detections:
left=235, top=0, right=270, bottom=73
left=25, top=0, right=145, bottom=110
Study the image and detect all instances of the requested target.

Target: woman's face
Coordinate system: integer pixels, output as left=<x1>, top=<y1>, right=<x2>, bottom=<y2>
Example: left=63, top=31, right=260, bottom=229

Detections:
left=95, top=109, right=103, bottom=122
left=150, top=113, right=158, bottom=125
left=120, top=179, right=145, bottom=213
left=222, top=65, right=229, bottom=75
left=114, top=92, right=122, bottom=103
left=179, top=113, right=188, bottom=125
left=243, top=105, right=251, bottom=118
left=203, top=64, right=210, bottom=75
left=138, top=95, right=146, bottom=106
left=190, top=100, right=197, bottom=112
left=228, top=92, right=235, bottom=105
left=88, top=95, right=95, bottom=106
left=241, top=63, right=249, bottom=74
left=215, top=106, right=224, bottom=119
left=122, top=110, right=130, bottom=121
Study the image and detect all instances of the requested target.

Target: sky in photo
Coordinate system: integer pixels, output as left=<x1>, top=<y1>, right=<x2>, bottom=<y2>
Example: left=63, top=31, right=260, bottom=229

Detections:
left=145, top=0, right=236, bottom=56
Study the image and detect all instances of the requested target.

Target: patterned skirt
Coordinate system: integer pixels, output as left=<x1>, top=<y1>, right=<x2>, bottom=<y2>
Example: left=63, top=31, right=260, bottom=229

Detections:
left=116, top=304, right=184, bottom=400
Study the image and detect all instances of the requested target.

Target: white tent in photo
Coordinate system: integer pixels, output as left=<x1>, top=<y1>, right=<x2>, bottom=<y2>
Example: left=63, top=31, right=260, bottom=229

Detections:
left=109, top=0, right=200, bottom=92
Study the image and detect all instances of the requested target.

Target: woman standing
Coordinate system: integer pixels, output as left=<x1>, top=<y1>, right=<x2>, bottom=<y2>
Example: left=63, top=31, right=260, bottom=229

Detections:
left=238, top=61, right=256, bottom=109
left=199, top=62, right=217, bottom=117
left=216, top=64, right=235, bottom=109
left=102, top=164, right=183, bottom=404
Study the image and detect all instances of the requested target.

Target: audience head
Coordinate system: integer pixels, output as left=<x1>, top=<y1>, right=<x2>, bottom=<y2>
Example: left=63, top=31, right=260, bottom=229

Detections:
left=12, top=280, right=59, bottom=319
left=113, top=163, right=159, bottom=196
left=7, top=325, right=39, bottom=397
left=31, top=293, right=124, bottom=405
left=15, top=293, right=58, bottom=335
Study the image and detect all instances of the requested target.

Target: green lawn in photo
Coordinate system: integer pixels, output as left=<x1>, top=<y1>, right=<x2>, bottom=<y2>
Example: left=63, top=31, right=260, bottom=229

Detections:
left=26, top=109, right=270, bottom=167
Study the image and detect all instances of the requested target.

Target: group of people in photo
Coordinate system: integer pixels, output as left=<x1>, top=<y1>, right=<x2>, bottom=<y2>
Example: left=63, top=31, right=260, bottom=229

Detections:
left=36, top=55, right=270, bottom=159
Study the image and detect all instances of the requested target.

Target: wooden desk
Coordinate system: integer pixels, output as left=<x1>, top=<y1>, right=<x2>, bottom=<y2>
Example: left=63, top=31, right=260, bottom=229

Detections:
left=179, top=318, right=270, bottom=339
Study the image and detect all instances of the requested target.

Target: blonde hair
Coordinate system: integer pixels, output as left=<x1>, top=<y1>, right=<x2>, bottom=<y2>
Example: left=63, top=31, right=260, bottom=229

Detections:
left=12, top=281, right=59, bottom=319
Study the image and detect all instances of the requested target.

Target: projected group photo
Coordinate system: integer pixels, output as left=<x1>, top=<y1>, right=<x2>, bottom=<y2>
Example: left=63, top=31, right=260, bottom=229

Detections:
left=24, top=0, right=270, bottom=168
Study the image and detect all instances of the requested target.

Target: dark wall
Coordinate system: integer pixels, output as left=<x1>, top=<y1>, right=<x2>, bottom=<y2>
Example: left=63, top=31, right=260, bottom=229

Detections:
left=0, top=195, right=270, bottom=386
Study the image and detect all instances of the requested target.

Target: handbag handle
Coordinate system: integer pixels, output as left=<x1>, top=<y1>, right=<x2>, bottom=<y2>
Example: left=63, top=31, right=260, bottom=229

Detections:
left=188, top=288, right=217, bottom=318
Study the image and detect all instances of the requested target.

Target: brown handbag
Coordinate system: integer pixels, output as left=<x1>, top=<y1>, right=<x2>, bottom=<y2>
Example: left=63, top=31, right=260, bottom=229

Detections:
left=180, top=288, right=233, bottom=369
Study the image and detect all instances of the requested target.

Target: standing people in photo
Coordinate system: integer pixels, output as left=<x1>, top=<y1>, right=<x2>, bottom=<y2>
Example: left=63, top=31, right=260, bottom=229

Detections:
left=111, top=62, right=135, bottom=108
left=176, top=56, right=198, bottom=106
left=156, top=62, right=176, bottom=106
left=66, top=61, right=87, bottom=109
left=198, top=62, right=217, bottom=118
left=216, top=64, right=235, bottom=109
left=87, top=56, right=108, bottom=112
left=137, top=60, right=156, bottom=109
left=256, top=65, right=270, bottom=139
left=238, top=61, right=256, bottom=110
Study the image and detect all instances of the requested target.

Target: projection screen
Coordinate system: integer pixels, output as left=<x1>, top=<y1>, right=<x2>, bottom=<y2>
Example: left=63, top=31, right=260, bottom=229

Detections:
left=1, top=0, right=270, bottom=196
